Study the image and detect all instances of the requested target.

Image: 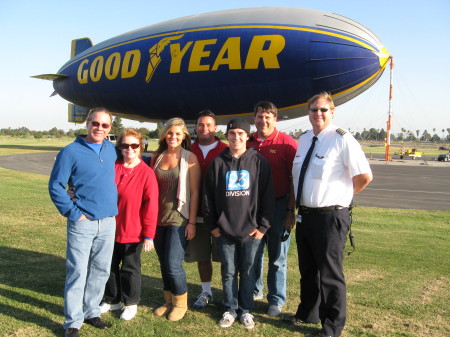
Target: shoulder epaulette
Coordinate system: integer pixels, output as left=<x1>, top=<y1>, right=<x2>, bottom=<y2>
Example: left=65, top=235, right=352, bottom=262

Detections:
left=301, top=130, right=309, bottom=136
left=336, top=128, right=347, bottom=136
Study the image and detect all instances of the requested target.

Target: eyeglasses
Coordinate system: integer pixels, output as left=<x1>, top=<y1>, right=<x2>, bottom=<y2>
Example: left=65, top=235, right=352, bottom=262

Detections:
left=310, top=107, right=329, bottom=113
left=91, top=121, right=111, bottom=128
left=120, top=143, right=140, bottom=150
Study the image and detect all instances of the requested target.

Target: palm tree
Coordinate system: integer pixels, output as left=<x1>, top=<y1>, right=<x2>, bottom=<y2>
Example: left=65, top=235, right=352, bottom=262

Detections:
left=401, top=128, right=406, bottom=139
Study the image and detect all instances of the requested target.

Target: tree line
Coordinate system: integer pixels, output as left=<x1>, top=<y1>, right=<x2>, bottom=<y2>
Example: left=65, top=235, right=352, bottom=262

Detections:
left=288, top=127, right=450, bottom=142
left=0, top=117, right=227, bottom=140
left=2, top=118, right=449, bottom=142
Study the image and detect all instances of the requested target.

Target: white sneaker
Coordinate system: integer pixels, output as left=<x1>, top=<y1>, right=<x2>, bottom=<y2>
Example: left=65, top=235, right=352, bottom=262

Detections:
left=253, top=293, right=264, bottom=300
left=267, top=304, right=282, bottom=317
left=192, top=291, right=213, bottom=309
left=218, top=311, right=235, bottom=328
left=240, top=313, right=255, bottom=329
left=120, top=305, right=138, bottom=321
left=100, top=302, right=122, bottom=314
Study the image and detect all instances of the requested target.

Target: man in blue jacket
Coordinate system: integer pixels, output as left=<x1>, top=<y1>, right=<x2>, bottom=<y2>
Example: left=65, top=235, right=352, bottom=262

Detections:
left=49, top=107, right=118, bottom=337
left=203, top=119, right=274, bottom=330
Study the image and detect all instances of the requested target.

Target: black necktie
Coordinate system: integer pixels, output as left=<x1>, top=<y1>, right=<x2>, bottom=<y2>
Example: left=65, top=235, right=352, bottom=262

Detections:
left=296, top=136, right=317, bottom=209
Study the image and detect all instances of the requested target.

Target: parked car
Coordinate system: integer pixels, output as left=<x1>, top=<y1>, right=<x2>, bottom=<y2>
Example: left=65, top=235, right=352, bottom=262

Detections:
left=437, top=154, right=449, bottom=162
left=106, top=134, right=117, bottom=144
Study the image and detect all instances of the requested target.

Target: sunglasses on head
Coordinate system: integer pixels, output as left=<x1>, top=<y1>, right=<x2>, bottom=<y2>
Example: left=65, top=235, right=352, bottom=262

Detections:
left=310, top=107, right=329, bottom=113
left=120, top=143, right=140, bottom=150
left=91, top=121, right=111, bottom=128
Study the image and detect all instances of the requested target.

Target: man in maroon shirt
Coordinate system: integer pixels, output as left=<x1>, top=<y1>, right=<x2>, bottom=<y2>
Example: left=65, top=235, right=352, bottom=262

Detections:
left=247, top=101, right=298, bottom=317
left=185, top=110, right=228, bottom=309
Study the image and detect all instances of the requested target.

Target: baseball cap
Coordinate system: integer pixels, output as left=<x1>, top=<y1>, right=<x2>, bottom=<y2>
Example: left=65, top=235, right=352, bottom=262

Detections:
left=226, top=119, right=251, bottom=135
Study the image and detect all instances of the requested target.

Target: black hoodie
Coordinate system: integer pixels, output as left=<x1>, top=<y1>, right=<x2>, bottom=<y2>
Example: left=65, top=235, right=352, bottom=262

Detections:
left=203, top=147, right=274, bottom=242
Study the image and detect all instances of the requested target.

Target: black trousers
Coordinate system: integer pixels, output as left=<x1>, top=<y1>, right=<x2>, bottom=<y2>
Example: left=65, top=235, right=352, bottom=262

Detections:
left=295, top=208, right=350, bottom=337
left=103, top=242, right=143, bottom=306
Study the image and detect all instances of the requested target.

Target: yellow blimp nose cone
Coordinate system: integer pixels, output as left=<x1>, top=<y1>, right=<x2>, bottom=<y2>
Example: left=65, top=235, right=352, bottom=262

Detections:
left=377, top=46, right=390, bottom=68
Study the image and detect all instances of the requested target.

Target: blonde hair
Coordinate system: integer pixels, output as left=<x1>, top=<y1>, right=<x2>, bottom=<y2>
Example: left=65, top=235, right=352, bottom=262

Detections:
left=153, top=118, right=191, bottom=159
left=307, top=92, right=335, bottom=110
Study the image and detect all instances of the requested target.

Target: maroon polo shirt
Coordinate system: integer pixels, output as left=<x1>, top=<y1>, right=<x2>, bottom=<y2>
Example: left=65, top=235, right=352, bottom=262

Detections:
left=247, top=128, right=297, bottom=199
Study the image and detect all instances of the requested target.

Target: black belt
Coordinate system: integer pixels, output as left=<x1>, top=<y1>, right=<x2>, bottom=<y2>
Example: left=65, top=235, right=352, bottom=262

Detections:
left=298, top=206, right=347, bottom=214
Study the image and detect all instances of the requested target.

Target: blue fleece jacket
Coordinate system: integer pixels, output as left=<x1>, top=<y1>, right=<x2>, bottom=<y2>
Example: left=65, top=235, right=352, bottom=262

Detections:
left=48, top=136, right=118, bottom=222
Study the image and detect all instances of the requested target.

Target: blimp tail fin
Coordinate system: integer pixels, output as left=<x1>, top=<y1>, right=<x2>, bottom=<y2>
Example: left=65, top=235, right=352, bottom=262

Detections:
left=71, top=38, right=93, bottom=58
left=68, top=103, right=90, bottom=124
left=31, top=74, right=69, bottom=81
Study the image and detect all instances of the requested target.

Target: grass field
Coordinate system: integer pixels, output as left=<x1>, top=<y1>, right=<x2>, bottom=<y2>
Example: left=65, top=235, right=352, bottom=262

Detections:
left=0, top=136, right=159, bottom=156
left=0, top=137, right=449, bottom=336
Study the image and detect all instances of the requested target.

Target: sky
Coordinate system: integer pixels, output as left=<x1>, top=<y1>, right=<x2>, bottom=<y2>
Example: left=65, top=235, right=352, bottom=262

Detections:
left=1, top=0, right=449, bottom=137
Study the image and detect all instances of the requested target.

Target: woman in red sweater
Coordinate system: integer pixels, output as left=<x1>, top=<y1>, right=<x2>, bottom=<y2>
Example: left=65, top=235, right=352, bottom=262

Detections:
left=100, top=128, right=159, bottom=321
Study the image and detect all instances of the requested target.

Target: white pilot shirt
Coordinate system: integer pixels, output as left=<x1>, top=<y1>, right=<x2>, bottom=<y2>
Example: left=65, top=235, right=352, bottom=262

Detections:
left=292, top=124, right=372, bottom=208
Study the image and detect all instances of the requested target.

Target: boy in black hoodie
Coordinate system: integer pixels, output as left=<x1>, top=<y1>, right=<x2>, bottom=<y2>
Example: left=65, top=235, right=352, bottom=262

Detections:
left=203, top=119, right=274, bottom=330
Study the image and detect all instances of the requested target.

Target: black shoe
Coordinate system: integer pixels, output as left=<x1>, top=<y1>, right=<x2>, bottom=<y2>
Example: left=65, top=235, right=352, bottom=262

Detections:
left=314, top=332, right=332, bottom=337
left=84, top=317, right=111, bottom=329
left=283, top=315, right=307, bottom=326
left=65, top=328, right=79, bottom=337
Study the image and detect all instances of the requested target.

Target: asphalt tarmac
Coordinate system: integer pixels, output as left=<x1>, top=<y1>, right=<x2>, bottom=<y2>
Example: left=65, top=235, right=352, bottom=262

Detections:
left=1, top=152, right=449, bottom=212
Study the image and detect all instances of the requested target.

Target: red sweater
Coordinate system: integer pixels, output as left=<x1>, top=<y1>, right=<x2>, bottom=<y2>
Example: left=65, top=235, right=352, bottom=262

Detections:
left=114, top=160, right=159, bottom=243
left=247, top=128, right=297, bottom=199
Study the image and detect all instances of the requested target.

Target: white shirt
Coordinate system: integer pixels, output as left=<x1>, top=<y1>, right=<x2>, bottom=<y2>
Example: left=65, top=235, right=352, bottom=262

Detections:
left=198, top=140, right=219, bottom=159
left=292, top=124, right=372, bottom=207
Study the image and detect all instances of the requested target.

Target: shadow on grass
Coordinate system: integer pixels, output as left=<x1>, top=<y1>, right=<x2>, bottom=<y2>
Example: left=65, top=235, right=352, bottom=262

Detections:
left=0, top=246, right=313, bottom=335
left=0, top=303, right=62, bottom=336
left=0, top=246, right=66, bottom=297
left=0, top=247, right=165, bottom=334
left=0, top=246, right=225, bottom=334
left=253, top=300, right=321, bottom=336
left=0, top=246, right=66, bottom=335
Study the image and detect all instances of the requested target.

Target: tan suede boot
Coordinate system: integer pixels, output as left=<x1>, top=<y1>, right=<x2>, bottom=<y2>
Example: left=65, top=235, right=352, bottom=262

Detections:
left=154, top=290, right=172, bottom=317
left=167, top=292, right=188, bottom=321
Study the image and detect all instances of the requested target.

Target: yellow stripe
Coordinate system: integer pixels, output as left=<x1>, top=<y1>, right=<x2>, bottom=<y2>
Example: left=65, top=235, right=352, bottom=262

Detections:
left=213, top=62, right=389, bottom=118
left=60, top=24, right=381, bottom=71
left=275, top=60, right=390, bottom=113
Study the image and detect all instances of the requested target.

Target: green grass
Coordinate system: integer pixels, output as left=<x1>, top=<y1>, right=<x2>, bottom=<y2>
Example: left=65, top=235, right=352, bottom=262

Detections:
left=0, top=167, right=448, bottom=336
left=0, top=136, right=73, bottom=155
left=0, top=136, right=159, bottom=156
left=361, top=142, right=448, bottom=157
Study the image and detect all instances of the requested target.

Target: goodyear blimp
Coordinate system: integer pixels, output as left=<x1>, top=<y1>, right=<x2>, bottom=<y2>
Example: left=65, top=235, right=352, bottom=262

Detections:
left=33, top=7, right=390, bottom=124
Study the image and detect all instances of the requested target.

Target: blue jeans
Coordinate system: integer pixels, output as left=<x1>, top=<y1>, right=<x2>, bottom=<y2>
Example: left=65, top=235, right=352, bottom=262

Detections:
left=218, top=235, right=264, bottom=317
left=154, top=226, right=188, bottom=295
left=64, top=216, right=115, bottom=329
left=254, top=197, right=290, bottom=306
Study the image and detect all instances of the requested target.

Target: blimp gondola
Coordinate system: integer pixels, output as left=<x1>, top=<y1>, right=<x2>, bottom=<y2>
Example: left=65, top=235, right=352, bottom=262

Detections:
left=33, top=7, right=390, bottom=124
